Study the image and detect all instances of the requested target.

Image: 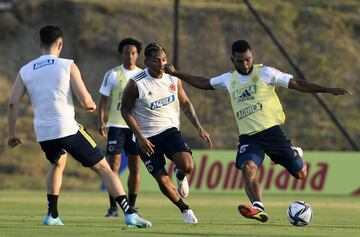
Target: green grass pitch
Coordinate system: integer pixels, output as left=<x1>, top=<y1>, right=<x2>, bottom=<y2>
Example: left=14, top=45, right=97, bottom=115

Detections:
left=1, top=190, right=360, bottom=237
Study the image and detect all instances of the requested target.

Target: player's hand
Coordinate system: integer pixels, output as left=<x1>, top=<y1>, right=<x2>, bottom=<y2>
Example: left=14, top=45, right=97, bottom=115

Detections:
left=137, top=136, right=155, bottom=157
left=8, top=136, right=21, bottom=148
left=198, top=127, right=213, bottom=148
left=163, top=64, right=176, bottom=75
left=98, top=122, right=106, bottom=136
left=86, top=102, right=97, bottom=112
left=329, top=88, right=352, bottom=96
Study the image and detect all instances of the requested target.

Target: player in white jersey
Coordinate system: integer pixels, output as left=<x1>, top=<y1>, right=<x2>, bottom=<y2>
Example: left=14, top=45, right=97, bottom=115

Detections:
left=98, top=38, right=143, bottom=217
left=164, top=40, right=351, bottom=223
left=7, top=25, right=151, bottom=228
left=121, top=43, right=212, bottom=224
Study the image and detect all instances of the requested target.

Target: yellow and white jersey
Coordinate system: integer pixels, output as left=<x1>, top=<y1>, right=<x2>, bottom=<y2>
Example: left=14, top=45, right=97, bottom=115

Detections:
left=210, top=65, right=293, bottom=135
left=20, top=55, right=79, bottom=142
left=99, top=64, right=142, bottom=128
left=131, top=68, right=180, bottom=138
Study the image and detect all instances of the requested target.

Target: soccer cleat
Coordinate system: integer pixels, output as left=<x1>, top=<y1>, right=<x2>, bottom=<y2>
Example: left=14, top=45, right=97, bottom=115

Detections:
left=238, top=204, right=268, bottom=223
left=105, top=207, right=119, bottom=217
left=174, top=168, right=189, bottom=198
left=182, top=209, right=198, bottom=224
left=43, top=215, right=64, bottom=226
left=125, top=212, right=152, bottom=228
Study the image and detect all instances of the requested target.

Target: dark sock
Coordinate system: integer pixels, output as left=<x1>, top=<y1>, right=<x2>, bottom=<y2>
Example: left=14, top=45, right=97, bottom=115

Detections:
left=115, top=195, right=136, bottom=214
left=108, top=194, right=117, bottom=209
left=175, top=168, right=185, bottom=180
left=128, top=194, right=137, bottom=208
left=47, top=194, right=59, bottom=218
left=174, top=198, right=189, bottom=213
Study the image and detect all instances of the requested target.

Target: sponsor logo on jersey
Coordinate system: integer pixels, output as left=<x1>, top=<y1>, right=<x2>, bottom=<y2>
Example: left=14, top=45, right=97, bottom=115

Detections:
left=233, top=85, right=257, bottom=102
left=33, top=59, right=55, bottom=70
left=236, top=102, right=263, bottom=120
left=150, top=95, right=175, bottom=110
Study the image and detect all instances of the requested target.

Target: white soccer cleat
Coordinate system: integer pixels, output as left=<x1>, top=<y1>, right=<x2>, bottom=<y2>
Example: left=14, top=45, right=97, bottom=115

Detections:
left=294, top=147, right=303, bottom=158
left=175, top=168, right=189, bottom=198
left=182, top=209, right=198, bottom=224
left=43, top=215, right=64, bottom=226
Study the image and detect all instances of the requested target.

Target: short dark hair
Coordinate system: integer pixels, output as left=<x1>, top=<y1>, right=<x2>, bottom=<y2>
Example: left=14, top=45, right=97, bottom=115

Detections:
left=118, top=38, right=142, bottom=54
left=232, top=40, right=251, bottom=55
left=39, top=25, right=63, bottom=46
left=144, top=42, right=166, bottom=58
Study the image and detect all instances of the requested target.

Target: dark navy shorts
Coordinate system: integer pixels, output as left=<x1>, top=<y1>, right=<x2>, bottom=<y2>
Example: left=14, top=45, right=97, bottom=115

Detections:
left=235, top=125, right=304, bottom=176
left=138, top=127, right=192, bottom=176
left=106, top=127, right=139, bottom=156
left=39, top=126, right=104, bottom=167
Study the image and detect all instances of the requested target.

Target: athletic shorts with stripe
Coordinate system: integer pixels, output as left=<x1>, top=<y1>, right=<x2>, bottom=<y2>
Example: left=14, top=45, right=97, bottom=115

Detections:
left=235, top=125, right=304, bottom=177
left=39, top=126, right=104, bottom=167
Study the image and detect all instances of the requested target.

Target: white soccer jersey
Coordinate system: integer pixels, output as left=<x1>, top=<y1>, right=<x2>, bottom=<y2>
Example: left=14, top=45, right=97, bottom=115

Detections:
left=20, top=55, right=79, bottom=142
left=131, top=68, right=180, bottom=138
left=210, top=65, right=293, bottom=91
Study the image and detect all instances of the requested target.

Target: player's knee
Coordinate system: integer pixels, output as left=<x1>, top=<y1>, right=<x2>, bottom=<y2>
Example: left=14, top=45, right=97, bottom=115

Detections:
left=241, top=161, right=258, bottom=177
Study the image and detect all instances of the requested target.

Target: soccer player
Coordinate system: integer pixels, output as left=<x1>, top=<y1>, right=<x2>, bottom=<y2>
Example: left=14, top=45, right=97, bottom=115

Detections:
left=121, top=43, right=212, bottom=224
left=7, top=25, right=151, bottom=228
left=163, top=39, right=352, bottom=223
left=98, top=38, right=143, bottom=217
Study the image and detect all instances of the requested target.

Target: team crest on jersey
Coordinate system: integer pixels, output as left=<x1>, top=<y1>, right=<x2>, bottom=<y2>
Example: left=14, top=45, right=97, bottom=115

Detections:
left=169, top=83, right=176, bottom=93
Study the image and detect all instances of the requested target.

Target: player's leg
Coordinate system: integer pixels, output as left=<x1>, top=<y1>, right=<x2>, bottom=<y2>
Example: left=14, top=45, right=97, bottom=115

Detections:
left=127, top=154, right=140, bottom=207
left=65, top=126, right=152, bottom=228
left=153, top=168, right=197, bottom=224
left=39, top=141, right=67, bottom=226
left=235, top=135, right=268, bottom=222
left=163, top=128, right=193, bottom=198
left=104, top=127, right=124, bottom=216
left=124, top=128, right=141, bottom=208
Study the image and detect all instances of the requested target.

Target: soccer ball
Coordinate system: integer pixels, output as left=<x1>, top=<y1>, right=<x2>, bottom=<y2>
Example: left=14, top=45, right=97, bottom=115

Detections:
left=287, top=201, right=312, bottom=226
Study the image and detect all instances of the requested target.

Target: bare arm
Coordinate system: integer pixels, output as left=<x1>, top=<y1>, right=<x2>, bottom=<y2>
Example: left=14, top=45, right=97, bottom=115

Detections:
left=288, top=79, right=352, bottom=95
left=7, top=73, right=26, bottom=148
left=98, top=95, right=108, bottom=136
left=121, top=80, right=155, bottom=156
left=164, top=64, right=215, bottom=90
left=70, top=63, right=96, bottom=112
left=177, top=80, right=212, bottom=148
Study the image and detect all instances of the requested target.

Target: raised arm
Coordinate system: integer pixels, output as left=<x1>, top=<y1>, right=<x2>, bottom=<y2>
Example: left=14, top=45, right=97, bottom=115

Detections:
left=7, top=73, right=26, bottom=148
left=288, top=79, right=352, bottom=95
left=177, top=79, right=212, bottom=148
left=164, top=64, right=215, bottom=90
left=70, top=63, right=96, bottom=112
left=121, top=80, right=155, bottom=156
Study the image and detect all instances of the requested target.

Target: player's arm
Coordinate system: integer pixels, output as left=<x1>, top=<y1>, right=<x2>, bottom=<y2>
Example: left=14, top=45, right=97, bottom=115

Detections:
left=70, top=63, right=96, bottom=112
left=98, top=95, right=108, bottom=136
left=164, top=64, right=215, bottom=90
left=288, top=79, right=352, bottom=95
left=121, top=80, right=155, bottom=156
left=7, top=73, right=26, bottom=148
left=177, top=79, right=212, bottom=148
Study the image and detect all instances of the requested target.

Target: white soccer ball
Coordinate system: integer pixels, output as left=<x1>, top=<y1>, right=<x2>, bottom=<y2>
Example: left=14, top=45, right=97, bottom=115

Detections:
left=287, top=201, right=312, bottom=226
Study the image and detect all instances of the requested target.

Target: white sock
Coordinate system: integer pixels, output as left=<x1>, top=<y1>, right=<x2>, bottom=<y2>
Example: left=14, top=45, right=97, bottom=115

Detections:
left=252, top=201, right=264, bottom=211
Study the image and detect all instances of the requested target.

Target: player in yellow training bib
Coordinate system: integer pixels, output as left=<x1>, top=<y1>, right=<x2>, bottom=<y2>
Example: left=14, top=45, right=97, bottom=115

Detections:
left=164, top=39, right=352, bottom=223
